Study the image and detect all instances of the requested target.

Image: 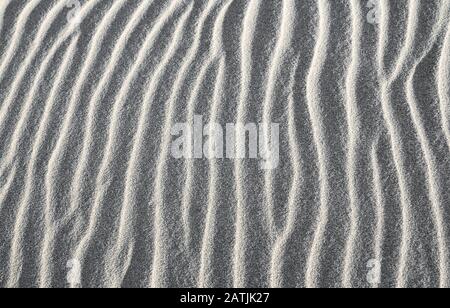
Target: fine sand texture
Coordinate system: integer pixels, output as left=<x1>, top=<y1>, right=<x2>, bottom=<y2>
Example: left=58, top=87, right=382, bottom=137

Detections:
left=0, top=0, right=449, bottom=288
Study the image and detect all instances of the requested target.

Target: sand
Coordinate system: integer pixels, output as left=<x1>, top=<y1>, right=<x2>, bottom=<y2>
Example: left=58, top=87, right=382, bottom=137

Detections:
left=0, top=0, right=449, bottom=288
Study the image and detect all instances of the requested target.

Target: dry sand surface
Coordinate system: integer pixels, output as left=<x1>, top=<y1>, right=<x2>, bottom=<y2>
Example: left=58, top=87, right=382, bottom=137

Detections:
left=0, top=0, right=449, bottom=288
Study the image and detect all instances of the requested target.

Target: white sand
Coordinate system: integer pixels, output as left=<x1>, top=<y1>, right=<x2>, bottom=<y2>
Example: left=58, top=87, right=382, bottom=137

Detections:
left=0, top=0, right=449, bottom=288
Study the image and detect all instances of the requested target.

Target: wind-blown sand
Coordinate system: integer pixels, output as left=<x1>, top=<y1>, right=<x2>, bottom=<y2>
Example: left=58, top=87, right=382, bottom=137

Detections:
left=0, top=0, right=449, bottom=288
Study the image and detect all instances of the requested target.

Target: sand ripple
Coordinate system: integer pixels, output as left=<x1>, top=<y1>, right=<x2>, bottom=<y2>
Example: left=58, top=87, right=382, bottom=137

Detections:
left=0, top=0, right=449, bottom=288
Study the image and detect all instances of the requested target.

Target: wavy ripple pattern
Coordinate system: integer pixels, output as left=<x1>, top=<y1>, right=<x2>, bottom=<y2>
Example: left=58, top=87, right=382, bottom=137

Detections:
left=0, top=0, right=449, bottom=288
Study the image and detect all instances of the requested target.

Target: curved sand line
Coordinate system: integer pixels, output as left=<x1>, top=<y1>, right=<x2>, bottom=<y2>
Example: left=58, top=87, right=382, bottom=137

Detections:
left=342, top=0, right=363, bottom=288
left=304, top=0, right=331, bottom=289
left=370, top=137, right=385, bottom=289
left=437, top=24, right=450, bottom=152
left=262, top=0, right=296, bottom=240
left=269, top=56, right=302, bottom=288
left=232, top=0, right=262, bottom=288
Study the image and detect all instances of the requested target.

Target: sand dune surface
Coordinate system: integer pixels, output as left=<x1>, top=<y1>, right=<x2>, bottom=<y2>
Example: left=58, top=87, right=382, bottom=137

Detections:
left=0, top=0, right=449, bottom=288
